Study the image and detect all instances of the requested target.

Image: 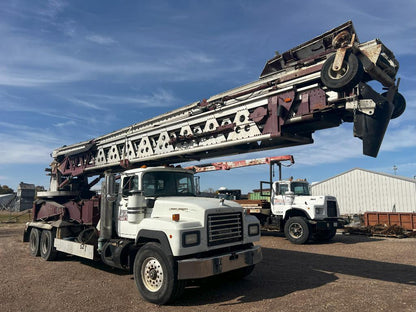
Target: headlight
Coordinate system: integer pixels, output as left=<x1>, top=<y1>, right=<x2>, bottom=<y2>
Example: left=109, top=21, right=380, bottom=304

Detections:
left=248, top=224, right=260, bottom=236
left=182, top=231, right=200, bottom=247
left=315, top=207, right=324, bottom=214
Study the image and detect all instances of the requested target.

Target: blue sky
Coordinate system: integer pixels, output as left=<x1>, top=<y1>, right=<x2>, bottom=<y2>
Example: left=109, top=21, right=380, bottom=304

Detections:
left=0, top=0, right=415, bottom=193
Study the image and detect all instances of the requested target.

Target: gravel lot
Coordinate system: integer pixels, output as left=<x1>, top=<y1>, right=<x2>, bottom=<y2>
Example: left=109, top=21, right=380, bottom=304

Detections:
left=1, top=223, right=415, bottom=312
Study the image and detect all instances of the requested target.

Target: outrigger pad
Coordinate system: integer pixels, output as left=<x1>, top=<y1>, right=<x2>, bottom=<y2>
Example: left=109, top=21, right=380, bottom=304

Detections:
left=353, top=82, right=394, bottom=157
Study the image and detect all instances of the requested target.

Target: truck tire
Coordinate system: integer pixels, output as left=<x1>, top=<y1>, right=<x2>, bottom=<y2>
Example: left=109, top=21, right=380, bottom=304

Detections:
left=29, top=228, right=41, bottom=257
left=321, top=52, right=363, bottom=92
left=40, top=230, right=58, bottom=261
left=382, top=91, right=406, bottom=119
left=313, top=228, right=337, bottom=242
left=133, top=242, right=185, bottom=305
left=284, top=217, right=310, bottom=244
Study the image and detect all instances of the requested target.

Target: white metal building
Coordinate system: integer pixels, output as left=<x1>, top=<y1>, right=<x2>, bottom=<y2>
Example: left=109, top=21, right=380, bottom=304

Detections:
left=311, top=168, right=416, bottom=215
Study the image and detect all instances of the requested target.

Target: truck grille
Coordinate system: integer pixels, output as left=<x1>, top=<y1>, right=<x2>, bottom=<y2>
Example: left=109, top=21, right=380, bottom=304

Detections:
left=207, top=212, right=243, bottom=246
left=327, top=201, right=337, bottom=217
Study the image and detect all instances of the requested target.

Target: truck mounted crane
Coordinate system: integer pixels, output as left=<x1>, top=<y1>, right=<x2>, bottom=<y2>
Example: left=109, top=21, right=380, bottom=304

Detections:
left=188, top=155, right=345, bottom=244
left=23, top=21, right=405, bottom=304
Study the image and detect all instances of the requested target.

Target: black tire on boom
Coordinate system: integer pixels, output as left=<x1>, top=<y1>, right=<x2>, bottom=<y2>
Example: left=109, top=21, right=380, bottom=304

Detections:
left=29, top=228, right=41, bottom=257
left=133, top=242, right=185, bottom=305
left=382, top=91, right=406, bottom=119
left=321, top=52, right=363, bottom=92
left=40, top=229, right=58, bottom=261
left=284, top=216, right=311, bottom=244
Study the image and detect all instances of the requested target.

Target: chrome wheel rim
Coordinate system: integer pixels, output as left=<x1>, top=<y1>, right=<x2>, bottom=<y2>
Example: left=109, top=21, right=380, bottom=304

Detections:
left=141, top=257, right=164, bottom=292
left=289, top=222, right=303, bottom=239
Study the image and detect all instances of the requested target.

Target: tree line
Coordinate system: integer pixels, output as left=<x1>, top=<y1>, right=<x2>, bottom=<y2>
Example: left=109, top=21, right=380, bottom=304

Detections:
left=0, top=185, right=14, bottom=195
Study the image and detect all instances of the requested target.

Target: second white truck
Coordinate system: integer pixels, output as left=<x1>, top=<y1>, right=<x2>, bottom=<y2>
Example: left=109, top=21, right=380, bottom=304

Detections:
left=202, top=155, right=345, bottom=244
left=257, top=177, right=344, bottom=244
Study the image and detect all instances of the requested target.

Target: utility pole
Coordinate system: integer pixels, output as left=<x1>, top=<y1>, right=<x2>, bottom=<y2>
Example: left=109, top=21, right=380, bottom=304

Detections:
left=393, top=165, right=398, bottom=175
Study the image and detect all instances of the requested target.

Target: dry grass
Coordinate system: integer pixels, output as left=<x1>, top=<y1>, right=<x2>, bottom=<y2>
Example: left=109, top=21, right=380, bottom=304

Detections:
left=0, top=210, right=32, bottom=224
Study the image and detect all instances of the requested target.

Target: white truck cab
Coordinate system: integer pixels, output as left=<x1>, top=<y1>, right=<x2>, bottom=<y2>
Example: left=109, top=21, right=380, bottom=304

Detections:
left=115, top=167, right=261, bottom=257
left=271, top=179, right=338, bottom=219
left=265, top=179, right=343, bottom=244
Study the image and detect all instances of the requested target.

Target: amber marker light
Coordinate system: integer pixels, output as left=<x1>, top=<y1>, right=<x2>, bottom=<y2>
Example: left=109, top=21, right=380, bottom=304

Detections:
left=172, top=214, right=180, bottom=222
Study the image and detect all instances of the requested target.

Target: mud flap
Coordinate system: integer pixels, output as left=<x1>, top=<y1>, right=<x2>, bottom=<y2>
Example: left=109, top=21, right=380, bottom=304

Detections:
left=353, top=82, right=395, bottom=157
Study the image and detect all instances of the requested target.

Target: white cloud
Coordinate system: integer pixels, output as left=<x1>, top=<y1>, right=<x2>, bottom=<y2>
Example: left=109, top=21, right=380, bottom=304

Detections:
left=0, top=36, right=228, bottom=88
left=39, top=0, right=67, bottom=19
left=67, top=97, right=108, bottom=111
left=291, top=126, right=362, bottom=166
left=53, top=120, right=77, bottom=128
left=83, top=89, right=181, bottom=108
left=0, top=9, right=243, bottom=89
left=86, top=34, right=116, bottom=45
left=381, top=124, right=416, bottom=151
left=290, top=122, right=416, bottom=166
left=372, top=162, right=416, bottom=177
left=0, top=122, right=60, bottom=164
left=0, top=134, right=54, bottom=164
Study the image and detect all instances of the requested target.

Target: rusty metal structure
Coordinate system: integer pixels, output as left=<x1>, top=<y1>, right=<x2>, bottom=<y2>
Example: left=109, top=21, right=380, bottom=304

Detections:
left=43, top=21, right=405, bottom=198
left=185, top=155, right=294, bottom=173
left=364, top=212, right=416, bottom=231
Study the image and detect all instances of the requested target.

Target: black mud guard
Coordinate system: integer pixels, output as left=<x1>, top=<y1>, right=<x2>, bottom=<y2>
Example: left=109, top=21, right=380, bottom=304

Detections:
left=353, top=82, right=395, bottom=157
left=136, top=229, right=173, bottom=257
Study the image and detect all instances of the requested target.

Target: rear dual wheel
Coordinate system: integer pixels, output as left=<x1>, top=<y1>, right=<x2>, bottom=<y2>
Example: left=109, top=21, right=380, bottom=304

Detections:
left=29, top=228, right=41, bottom=256
left=40, top=229, right=58, bottom=261
left=29, top=228, right=58, bottom=260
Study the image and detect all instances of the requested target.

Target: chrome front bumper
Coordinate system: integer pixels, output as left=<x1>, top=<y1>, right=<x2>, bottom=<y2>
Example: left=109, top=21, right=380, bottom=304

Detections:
left=177, top=245, right=262, bottom=280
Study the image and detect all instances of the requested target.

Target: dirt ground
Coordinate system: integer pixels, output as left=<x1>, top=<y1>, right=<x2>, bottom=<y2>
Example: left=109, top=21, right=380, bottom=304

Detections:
left=1, top=223, right=415, bottom=312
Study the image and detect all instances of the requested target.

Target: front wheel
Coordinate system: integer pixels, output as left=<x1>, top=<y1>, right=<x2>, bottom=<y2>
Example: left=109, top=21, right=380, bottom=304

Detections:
left=133, top=242, right=185, bottom=305
left=321, top=52, right=363, bottom=92
left=284, top=217, right=311, bottom=244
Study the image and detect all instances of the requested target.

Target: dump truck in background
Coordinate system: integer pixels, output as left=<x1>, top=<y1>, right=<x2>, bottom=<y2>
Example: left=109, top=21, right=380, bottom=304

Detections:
left=23, top=21, right=404, bottom=304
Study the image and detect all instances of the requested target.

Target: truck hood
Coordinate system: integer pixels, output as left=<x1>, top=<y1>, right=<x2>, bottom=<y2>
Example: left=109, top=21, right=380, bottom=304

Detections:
left=292, top=195, right=337, bottom=206
left=151, top=196, right=242, bottom=221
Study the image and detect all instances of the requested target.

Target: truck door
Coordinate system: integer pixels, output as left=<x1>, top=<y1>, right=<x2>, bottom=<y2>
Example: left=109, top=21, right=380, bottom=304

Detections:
left=271, top=182, right=288, bottom=215
left=117, top=174, right=139, bottom=237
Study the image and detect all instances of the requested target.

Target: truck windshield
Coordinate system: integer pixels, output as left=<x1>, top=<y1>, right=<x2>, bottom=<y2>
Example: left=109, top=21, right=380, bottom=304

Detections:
left=290, top=182, right=310, bottom=195
left=142, top=171, right=195, bottom=197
